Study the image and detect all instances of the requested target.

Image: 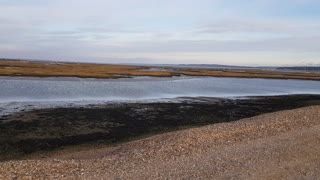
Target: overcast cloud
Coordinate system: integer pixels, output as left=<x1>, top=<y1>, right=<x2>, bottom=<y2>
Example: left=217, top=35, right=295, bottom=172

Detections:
left=0, top=0, right=320, bottom=65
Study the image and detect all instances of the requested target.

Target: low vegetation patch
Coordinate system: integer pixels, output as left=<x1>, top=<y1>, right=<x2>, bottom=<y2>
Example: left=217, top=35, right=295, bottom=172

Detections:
left=0, top=59, right=320, bottom=80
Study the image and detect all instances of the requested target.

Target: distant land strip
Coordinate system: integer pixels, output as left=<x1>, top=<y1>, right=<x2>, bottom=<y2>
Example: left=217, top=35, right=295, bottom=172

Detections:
left=0, top=59, right=320, bottom=81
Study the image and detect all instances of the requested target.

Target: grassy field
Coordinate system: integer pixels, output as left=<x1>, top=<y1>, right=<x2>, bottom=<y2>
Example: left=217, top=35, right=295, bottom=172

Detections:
left=0, top=59, right=320, bottom=80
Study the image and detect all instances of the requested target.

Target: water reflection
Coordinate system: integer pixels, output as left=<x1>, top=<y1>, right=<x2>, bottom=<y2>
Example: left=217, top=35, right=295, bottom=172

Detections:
left=0, top=76, right=319, bottom=103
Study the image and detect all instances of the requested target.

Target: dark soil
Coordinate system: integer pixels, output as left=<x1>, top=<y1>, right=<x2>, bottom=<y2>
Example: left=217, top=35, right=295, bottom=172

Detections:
left=1, top=94, right=320, bottom=161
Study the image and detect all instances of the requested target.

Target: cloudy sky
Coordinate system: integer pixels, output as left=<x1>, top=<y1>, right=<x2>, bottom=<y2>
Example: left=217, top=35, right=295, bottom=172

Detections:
left=0, top=0, right=320, bottom=66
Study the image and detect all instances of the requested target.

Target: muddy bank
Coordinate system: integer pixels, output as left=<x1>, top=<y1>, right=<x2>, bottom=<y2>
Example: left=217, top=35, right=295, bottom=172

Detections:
left=1, top=94, right=320, bottom=161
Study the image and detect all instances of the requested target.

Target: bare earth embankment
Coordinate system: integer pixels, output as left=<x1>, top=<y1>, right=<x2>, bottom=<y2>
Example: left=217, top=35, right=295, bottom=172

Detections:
left=1, top=106, right=320, bottom=179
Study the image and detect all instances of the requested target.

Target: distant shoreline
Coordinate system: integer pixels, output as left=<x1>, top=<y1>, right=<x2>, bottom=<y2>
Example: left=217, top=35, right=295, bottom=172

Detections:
left=1, top=59, right=320, bottom=81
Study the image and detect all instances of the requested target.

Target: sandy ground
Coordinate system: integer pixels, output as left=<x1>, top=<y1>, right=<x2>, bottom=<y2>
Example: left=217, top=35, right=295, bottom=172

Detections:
left=1, top=106, right=320, bottom=179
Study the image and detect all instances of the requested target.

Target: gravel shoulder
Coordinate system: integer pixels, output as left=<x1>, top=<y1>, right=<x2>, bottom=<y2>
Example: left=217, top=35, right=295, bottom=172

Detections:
left=1, top=106, right=320, bottom=179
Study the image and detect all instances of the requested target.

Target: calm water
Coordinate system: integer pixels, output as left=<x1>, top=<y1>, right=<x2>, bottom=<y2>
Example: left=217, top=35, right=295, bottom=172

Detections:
left=0, top=76, right=320, bottom=103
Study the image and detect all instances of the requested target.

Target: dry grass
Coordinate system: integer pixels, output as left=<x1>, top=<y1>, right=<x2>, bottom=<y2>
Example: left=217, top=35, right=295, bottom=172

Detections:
left=180, top=69, right=320, bottom=80
left=0, top=59, right=320, bottom=80
left=0, top=60, right=173, bottom=78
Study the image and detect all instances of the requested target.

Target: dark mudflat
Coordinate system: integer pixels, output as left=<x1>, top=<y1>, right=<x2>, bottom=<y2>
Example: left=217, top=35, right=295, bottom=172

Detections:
left=1, top=94, right=320, bottom=161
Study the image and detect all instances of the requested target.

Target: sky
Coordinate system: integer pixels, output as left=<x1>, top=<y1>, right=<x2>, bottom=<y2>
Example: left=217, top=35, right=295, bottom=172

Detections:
left=0, top=0, right=320, bottom=66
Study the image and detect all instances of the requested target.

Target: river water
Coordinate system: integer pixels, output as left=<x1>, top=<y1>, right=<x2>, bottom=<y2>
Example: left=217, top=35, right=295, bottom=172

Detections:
left=0, top=76, right=319, bottom=103
left=0, top=76, right=320, bottom=117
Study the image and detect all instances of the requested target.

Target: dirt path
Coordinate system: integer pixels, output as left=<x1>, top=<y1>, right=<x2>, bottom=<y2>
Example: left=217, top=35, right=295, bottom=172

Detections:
left=1, top=106, right=320, bottom=179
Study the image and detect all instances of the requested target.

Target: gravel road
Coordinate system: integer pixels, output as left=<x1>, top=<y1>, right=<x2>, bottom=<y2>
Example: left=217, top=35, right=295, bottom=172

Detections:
left=1, top=106, right=320, bottom=180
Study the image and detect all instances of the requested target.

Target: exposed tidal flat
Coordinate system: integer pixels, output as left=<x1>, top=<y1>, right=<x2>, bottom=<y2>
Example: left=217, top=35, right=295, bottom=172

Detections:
left=1, top=94, right=320, bottom=161
left=0, top=75, right=320, bottom=161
